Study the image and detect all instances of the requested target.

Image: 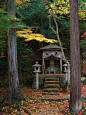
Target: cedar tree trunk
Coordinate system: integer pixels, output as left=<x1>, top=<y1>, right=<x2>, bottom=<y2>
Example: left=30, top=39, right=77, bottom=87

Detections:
left=5, top=0, right=24, bottom=104
left=69, top=0, right=82, bottom=112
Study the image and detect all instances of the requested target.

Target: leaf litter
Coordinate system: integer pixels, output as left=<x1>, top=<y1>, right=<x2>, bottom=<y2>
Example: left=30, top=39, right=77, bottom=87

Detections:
left=0, top=85, right=86, bottom=115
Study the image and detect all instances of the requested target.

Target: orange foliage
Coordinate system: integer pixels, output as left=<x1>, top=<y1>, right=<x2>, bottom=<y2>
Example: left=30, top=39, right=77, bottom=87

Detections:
left=15, top=0, right=30, bottom=5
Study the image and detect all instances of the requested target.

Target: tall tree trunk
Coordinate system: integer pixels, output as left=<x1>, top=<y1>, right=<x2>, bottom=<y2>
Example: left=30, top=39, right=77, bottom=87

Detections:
left=69, top=0, right=82, bottom=112
left=5, top=0, right=24, bottom=104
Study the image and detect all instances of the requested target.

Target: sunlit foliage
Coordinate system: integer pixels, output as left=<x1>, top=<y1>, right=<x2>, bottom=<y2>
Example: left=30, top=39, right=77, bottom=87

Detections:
left=16, top=29, right=58, bottom=43
left=47, top=0, right=70, bottom=19
left=79, top=2, right=86, bottom=20
left=15, top=0, right=30, bottom=5
left=47, top=0, right=86, bottom=20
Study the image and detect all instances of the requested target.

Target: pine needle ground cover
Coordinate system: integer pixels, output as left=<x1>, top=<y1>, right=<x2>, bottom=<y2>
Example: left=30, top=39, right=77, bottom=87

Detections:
left=0, top=85, right=86, bottom=115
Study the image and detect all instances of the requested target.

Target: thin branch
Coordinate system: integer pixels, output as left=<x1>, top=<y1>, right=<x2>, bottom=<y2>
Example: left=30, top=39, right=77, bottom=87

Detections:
left=45, top=1, right=70, bottom=84
left=46, top=1, right=66, bottom=60
left=49, top=16, right=56, bottom=34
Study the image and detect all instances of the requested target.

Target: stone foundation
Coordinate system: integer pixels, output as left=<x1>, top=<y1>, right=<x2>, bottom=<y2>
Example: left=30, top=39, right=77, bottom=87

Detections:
left=32, top=74, right=66, bottom=89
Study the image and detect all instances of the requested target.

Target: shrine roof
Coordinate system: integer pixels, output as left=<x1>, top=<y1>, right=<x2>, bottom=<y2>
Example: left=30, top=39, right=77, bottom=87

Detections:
left=39, top=44, right=66, bottom=50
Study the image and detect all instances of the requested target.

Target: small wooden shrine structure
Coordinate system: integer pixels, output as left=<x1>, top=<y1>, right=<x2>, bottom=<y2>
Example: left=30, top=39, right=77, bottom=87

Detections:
left=32, top=44, right=69, bottom=89
left=39, top=44, right=66, bottom=74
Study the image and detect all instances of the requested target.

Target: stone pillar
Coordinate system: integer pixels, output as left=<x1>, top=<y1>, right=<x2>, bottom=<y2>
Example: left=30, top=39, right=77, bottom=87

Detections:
left=33, top=62, right=41, bottom=90
left=36, top=72, right=39, bottom=90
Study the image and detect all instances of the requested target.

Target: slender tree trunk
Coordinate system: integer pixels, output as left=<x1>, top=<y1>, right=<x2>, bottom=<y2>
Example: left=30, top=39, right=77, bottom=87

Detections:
left=69, top=0, right=82, bottom=112
left=45, top=1, right=70, bottom=84
left=5, top=0, right=24, bottom=104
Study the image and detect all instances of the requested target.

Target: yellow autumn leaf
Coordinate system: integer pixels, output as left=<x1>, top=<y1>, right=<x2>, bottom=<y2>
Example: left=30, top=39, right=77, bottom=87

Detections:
left=16, top=29, right=58, bottom=43
left=46, top=0, right=85, bottom=20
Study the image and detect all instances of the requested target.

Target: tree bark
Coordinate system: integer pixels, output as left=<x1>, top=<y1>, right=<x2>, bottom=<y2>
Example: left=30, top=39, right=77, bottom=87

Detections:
left=4, top=0, right=24, bottom=104
left=69, top=0, right=82, bottom=112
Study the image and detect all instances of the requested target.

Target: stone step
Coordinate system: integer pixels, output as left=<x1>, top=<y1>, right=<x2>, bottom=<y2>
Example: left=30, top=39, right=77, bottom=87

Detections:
left=42, top=92, right=59, bottom=95
left=43, top=76, right=60, bottom=95
left=45, top=81, right=59, bottom=84
left=43, top=88, right=59, bottom=92
left=45, top=77, right=59, bottom=81
left=44, top=84, right=59, bottom=88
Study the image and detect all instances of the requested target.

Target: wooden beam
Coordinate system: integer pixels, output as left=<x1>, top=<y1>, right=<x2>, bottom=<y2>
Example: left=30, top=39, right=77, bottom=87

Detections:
left=42, top=52, right=45, bottom=74
left=60, top=57, right=62, bottom=73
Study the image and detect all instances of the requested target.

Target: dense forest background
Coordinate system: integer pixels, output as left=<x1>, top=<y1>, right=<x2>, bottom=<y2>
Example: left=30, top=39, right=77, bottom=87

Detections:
left=0, top=0, right=86, bottom=87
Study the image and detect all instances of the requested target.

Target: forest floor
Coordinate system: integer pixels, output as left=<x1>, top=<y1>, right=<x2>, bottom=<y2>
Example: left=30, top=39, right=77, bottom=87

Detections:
left=0, top=85, right=86, bottom=115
